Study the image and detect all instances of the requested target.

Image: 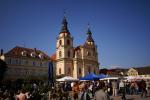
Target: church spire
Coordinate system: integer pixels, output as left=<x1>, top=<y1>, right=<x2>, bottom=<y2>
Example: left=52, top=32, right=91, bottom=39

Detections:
left=60, top=15, right=70, bottom=34
left=85, top=27, right=95, bottom=45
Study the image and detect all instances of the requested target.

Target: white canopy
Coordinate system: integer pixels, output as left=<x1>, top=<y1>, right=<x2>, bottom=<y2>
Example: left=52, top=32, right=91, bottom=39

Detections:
left=125, top=76, right=142, bottom=81
left=100, top=77, right=119, bottom=80
left=56, top=76, right=79, bottom=82
left=100, top=77, right=119, bottom=83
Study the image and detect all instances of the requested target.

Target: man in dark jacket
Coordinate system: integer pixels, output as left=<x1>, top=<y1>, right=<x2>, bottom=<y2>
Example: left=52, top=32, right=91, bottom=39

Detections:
left=140, top=79, right=147, bottom=97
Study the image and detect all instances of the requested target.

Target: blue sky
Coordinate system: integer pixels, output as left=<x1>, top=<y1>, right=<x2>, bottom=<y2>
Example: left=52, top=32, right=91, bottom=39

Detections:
left=0, top=0, right=150, bottom=69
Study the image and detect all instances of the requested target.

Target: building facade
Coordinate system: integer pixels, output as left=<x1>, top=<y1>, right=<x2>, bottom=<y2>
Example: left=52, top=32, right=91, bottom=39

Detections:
left=127, top=67, right=150, bottom=78
left=127, top=68, right=138, bottom=76
left=0, top=46, right=51, bottom=81
left=55, top=17, right=99, bottom=78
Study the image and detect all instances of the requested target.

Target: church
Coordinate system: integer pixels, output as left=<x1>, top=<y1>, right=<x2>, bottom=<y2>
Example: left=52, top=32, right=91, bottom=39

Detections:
left=54, top=17, right=100, bottom=78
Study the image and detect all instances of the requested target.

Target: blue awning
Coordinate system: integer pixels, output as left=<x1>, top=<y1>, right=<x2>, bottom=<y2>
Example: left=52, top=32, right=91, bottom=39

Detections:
left=79, top=73, right=99, bottom=81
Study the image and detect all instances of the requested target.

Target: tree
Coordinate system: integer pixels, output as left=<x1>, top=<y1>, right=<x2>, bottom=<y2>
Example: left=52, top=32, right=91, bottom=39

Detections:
left=0, top=59, right=7, bottom=81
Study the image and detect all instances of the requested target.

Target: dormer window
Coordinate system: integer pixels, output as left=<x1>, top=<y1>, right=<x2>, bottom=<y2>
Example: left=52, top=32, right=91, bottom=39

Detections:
left=31, top=52, right=36, bottom=57
left=39, top=53, right=44, bottom=59
left=21, top=51, right=27, bottom=56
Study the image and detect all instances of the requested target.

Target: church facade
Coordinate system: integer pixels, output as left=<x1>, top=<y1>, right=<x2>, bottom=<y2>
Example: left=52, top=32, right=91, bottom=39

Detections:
left=55, top=17, right=100, bottom=78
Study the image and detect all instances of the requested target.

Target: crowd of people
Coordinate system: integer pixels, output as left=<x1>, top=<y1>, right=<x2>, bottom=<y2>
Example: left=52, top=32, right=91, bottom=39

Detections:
left=49, top=79, right=150, bottom=100
left=0, top=81, right=49, bottom=100
left=0, top=79, right=150, bottom=100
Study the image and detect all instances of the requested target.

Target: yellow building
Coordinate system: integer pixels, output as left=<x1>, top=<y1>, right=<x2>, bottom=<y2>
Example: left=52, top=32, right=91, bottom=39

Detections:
left=55, top=17, right=100, bottom=78
left=127, top=67, right=150, bottom=78
left=127, top=68, right=138, bottom=76
left=1, top=46, right=51, bottom=81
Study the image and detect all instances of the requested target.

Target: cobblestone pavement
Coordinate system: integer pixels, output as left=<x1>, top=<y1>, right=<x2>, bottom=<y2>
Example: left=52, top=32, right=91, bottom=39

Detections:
left=110, top=95, right=150, bottom=100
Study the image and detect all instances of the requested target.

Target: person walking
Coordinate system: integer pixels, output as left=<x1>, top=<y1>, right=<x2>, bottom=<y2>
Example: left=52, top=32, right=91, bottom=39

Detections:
left=72, top=82, right=79, bottom=100
left=78, top=83, right=90, bottom=100
left=16, top=89, right=27, bottom=100
left=140, top=79, right=147, bottom=98
left=119, top=80, right=126, bottom=100
left=146, top=80, right=150, bottom=96
left=94, top=82, right=110, bottom=100
left=112, top=80, right=118, bottom=96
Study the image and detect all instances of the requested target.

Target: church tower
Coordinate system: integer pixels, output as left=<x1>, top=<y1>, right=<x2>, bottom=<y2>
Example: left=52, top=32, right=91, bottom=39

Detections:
left=56, top=17, right=74, bottom=76
left=82, top=28, right=99, bottom=75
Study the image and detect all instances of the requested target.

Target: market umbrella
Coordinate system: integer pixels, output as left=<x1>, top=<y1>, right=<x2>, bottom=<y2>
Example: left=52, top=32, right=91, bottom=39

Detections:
left=79, top=73, right=99, bottom=81
left=98, top=74, right=108, bottom=79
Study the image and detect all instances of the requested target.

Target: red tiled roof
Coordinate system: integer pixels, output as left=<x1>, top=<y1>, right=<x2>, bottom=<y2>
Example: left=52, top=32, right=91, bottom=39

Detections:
left=135, top=66, right=150, bottom=75
left=5, top=46, right=50, bottom=60
left=50, top=53, right=56, bottom=61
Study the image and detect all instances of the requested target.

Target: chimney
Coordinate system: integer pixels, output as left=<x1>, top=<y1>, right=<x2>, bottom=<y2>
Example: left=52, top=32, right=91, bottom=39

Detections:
left=1, top=49, right=3, bottom=56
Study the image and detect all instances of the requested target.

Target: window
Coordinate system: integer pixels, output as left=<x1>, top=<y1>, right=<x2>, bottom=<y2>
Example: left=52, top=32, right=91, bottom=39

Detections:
left=25, top=60, right=28, bottom=65
left=68, top=51, right=70, bottom=57
left=59, top=51, right=62, bottom=58
left=40, top=62, right=42, bottom=66
left=87, top=51, right=91, bottom=56
left=79, top=68, right=82, bottom=74
left=93, top=48, right=95, bottom=52
left=68, top=68, right=71, bottom=75
left=39, top=53, right=44, bottom=59
left=18, top=60, right=21, bottom=65
left=88, top=67, right=91, bottom=73
left=33, top=61, right=35, bottom=66
left=67, top=39, right=70, bottom=45
left=7, top=58, right=11, bottom=64
left=59, top=68, right=61, bottom=74
left=15, top=59, right=18, bottom=65
left=59, top=40, right=62, bottom=45
left=21, top=51, right=27, bottom=56
left=31, top=52, right=36, bottom=57
left=94, top=69, right=96, bottom=74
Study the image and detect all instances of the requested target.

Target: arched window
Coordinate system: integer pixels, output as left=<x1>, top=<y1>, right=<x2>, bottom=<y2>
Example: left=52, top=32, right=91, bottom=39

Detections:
left=87, top=51, right=91, bottom=56
left=93, top=48, right=95, bottom=52
left=59, top=51, right=62, bottom=58
left=79, top=68, right=82, bottom=74
left=59, top=68, right=61, bottom=74
left=68, top=51, right=70, bottom=57
left=67, top=39, right=70, bottom=45
left=59, top=40, right=62, bottom=45
left=68, top=68, right=71, bottom=75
